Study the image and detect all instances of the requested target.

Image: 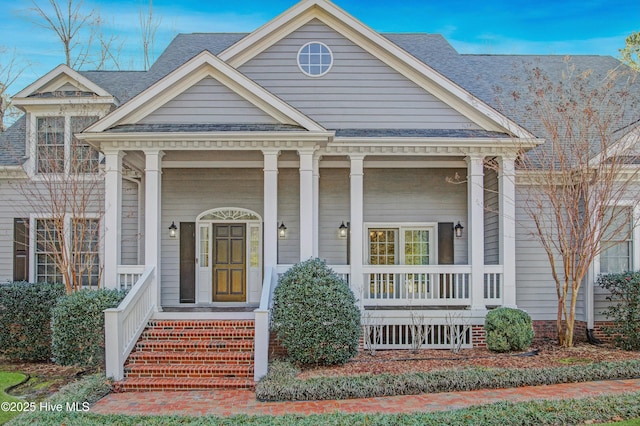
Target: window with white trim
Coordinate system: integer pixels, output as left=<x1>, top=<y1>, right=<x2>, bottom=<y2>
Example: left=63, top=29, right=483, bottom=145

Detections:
left=35, top=115, right=99, bottom=174
left=600, top=206, right=634, bottom=274
left=35, top=219, right=63, bottom=284
left=72, top=218, right=100, bottom=288
left=297, top=42, right=333, bottom=77
left=367, top=225, right=434, bottom=265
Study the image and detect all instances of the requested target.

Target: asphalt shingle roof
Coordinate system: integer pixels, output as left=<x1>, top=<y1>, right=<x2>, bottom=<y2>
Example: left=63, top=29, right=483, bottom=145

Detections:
left=0, top=115, right=26, bottom=166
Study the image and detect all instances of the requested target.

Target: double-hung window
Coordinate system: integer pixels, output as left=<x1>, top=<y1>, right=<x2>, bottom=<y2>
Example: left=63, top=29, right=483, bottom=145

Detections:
left=35, top=116, right=99, bottom=174
left=600, top=206, right=634, bottom=274
left=35, top=219, right=63, bottom=284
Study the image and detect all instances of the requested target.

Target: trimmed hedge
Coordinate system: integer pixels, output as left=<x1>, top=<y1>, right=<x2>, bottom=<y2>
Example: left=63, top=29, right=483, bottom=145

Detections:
left=485, top=307, right=534, bottom=352
left=256, top=359, right=640, bottom=401
left=271, top=259, right=361, bottom=366
left=598, top=271, right=640, bottom=350
left=0, top=282, right=65, bottom=361
left=51, top=289, right=126, bottom=367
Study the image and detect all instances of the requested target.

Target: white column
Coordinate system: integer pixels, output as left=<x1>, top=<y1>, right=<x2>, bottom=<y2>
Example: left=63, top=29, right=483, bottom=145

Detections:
left=467, top=155, right=486, bottom=312
left=103, top=150, right=124, bottom=289
left=299, top=149, right=315, bottom=261
left=499, top=156, right=517, bottom=308
left=144, top=149, right=164, bottom=310
left=349, top=154, right=365, bottom=309
left=312, top=154, right=320, bottom=258
left=263, top=149, right=280, bottom=268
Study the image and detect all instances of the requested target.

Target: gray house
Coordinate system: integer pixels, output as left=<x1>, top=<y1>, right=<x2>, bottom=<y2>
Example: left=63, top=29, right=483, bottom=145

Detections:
left=0, top=0, right=637, bottom=391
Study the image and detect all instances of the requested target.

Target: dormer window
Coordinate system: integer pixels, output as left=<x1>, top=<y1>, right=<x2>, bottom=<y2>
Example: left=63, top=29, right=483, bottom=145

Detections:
left=36, top=117, right=64, bottom=173
left=297, top=42, right=333, bottom=77
left=35, top=115, right=99, bottom=174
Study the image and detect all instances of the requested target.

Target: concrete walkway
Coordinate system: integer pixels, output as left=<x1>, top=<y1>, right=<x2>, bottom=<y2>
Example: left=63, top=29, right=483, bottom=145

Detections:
left=91, top=378, right=640, bottom=417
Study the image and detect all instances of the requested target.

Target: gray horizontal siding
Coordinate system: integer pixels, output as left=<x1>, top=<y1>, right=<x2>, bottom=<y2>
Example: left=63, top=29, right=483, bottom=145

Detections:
left=319, top=169, right=350, bottom=265
left=484, top=168, right=499, bottom=265
left=140, top=76, right=278, bottom=125
left=240, top=20, right=481, bottom=130
left=121, top=178, right=140, bottom=265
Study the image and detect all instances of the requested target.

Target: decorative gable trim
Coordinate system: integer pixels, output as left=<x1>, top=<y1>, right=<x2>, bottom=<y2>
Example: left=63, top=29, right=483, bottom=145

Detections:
left=86, top=51, right=326, bottom=133
left=13, top=64, right=114, bottom=104
left=219, top=0, right=534, bottom=139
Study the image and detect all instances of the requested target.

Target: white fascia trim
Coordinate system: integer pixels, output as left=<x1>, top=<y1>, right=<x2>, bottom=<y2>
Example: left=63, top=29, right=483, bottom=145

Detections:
left=588, top=125, right=640, bottom=167
left=12, top=97, right=116, bottom=108
left=76, top=130, right=334, bottom=143
left=85, top=51, right=325, bottom=133
left=0, top=166, right=28, bottom=179
left=332, top=136, right=542, bottom=148
left=219, top=0, right=534, bottom=139
left=14, top=64, right=112, bottom=98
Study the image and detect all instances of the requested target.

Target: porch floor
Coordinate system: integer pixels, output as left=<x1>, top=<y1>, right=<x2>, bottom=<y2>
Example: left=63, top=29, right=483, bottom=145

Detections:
left=162, top=306, right=258, bottom=313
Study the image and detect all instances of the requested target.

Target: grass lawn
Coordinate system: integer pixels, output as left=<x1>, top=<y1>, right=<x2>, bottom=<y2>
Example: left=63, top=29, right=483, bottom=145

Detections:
left=0, top=372, right=27, bottom=425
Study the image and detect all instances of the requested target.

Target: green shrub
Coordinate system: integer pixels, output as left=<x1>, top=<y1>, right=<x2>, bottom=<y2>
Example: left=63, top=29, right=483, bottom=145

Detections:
left=484, top=307, right=534, bottom=352
left=51, top=289, right=126, bottom=368
left=256, top=359, right=640, bottom=402
left=271, top=258, right=361, bottom=366
left=0, top=282, right=65, bottom=361
left=598, top=271, right=640, bottom=350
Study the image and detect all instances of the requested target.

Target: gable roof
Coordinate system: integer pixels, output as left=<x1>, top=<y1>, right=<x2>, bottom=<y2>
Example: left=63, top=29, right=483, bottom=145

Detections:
left=12, top=64, right=116, bottom=107
left=85, top=50, right=326, bottom=133
left=0, top=115, right=26, bottom=166
left=213, top=0, right=533, bottom=138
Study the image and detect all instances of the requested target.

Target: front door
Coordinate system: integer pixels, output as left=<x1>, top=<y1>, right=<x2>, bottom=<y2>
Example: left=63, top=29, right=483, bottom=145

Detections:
left=213, top=224, right=246, bottom=302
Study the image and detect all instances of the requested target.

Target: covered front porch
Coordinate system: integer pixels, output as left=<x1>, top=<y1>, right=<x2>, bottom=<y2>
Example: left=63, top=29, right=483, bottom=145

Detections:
left=99, top=135, right=519, bottom=380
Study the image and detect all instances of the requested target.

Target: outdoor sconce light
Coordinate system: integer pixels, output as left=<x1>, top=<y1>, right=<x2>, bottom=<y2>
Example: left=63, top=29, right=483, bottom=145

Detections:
left=169, top=221, right=178, bottom=238
left=454, top=221, right=464, bottom=238
left=338, top=221, right=349, bottom=238
left=278, top=222, right=287, bottom=239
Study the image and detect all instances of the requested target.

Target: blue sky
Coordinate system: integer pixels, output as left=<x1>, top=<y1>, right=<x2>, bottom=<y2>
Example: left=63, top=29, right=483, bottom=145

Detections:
left=1, top=0, right=638, bottom=95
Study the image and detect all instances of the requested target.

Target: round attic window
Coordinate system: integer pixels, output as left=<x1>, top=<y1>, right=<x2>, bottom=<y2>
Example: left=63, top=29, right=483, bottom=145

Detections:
left=297, top=42, right=333, bottom=77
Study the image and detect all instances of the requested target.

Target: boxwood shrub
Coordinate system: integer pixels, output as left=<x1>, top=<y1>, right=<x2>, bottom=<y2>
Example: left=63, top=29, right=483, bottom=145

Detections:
left=0, top=282, right=65, bottom=361
left=51, top=289, right=126, bottom=368
left=485, top=307, right=534, bottom=352
left=598, top=271, right=640, bottom=350
left=271, top=258, right=361, bottom=365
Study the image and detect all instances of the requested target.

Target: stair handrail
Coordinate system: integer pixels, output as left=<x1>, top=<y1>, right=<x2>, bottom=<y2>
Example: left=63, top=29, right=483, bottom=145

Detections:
left=104, top=266, right=156, bottom=381
left=254, top=265, right=278, bottom=381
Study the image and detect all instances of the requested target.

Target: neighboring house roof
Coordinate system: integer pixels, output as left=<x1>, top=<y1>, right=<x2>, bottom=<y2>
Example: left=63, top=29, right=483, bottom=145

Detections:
left=0, top=115, right=26, bottom=166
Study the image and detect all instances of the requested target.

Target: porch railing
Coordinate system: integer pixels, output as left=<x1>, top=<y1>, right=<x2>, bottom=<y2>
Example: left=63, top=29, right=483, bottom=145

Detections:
left=362, top=265, right=472, bottom=306
left=253, top=266, right=278, bottom=381
left=116, top=265, right=146, bottom=291
left=484, top=265, right=504, bottom=305
left=105, top=266, right=155, bottom=381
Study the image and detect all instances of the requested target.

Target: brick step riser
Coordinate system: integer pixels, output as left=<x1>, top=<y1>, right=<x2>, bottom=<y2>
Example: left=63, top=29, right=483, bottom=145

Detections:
left=127, top=353, right=254, bottom=365
left=113, top=380, right=255, bottom=392
left=125, top=372, right=253, bottom=379
left=147, top=321, right=255, bottom=328
left=140, top=332, right=254, bottom=341
left=134, top=341, right=254, bottom=352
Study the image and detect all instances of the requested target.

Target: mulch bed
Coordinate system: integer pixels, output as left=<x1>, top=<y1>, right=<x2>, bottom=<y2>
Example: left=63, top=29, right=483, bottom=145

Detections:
left=298, top=339, right=640, bottom=379
left=0, top=358, right=84, bottom=399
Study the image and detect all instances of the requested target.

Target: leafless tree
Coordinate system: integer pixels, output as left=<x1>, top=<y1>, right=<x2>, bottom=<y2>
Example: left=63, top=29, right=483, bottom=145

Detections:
left=502, top=59, right=640, bottom=347
left=13, top=111, right=104, bottom=294
left=140, top=0, right=161, bottom=71
left=28, top=0, right=95, bottom=69
left=0, top=47, right=27, bottom=131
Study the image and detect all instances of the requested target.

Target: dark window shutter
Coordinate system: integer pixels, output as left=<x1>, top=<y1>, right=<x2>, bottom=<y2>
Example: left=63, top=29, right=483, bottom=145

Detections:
left=13, top=218, right=29, bottom=282
left=180, top=222, right=196, bottom=303
left=438, top=222, right=454, bottom=265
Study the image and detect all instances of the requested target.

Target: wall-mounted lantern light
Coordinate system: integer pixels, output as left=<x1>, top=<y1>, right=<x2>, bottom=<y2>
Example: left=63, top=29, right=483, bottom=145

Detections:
left=338, top=221, right=349, bottom=238
left=278, top=222, right=287, bottom=239
left=169, top=221, right=178, bottom=238
left=454, top=221, right=464, bottom=238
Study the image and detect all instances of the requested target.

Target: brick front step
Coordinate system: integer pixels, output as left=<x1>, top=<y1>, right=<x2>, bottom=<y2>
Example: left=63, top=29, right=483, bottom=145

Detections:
left=124, top=363, right=253, bottom=379
left=135, top=339, right=254, bottom=353
left=140, top=328, right=254, bottom=341
left=113, top=377, right=255, bottom=392
left=117, top=319, right=256, bottom=391
left=127, top=351, right=254, bottom=365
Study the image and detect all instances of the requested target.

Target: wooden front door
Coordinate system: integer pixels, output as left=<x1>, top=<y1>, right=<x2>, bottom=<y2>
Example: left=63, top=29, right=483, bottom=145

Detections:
left=212, top=224, right=246, bottom=302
